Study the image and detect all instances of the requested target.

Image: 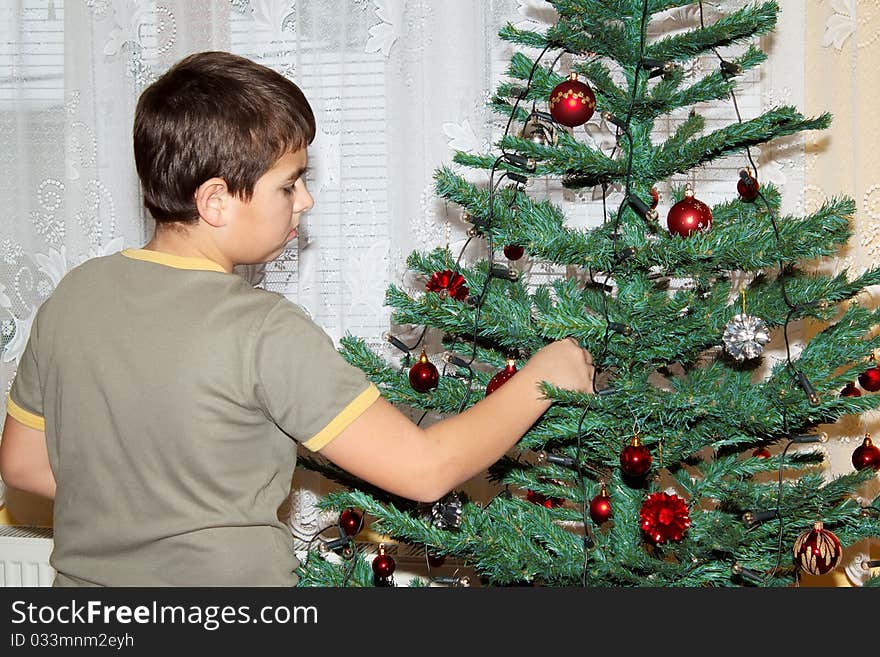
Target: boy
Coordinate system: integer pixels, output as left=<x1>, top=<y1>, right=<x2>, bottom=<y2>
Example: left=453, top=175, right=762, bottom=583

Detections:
left=0, top=51, right=594, bottom=586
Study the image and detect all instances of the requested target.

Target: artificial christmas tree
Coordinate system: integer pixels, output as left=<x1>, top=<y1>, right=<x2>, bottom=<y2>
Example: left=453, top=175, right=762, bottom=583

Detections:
left=297, top=0, right=880, bottom=587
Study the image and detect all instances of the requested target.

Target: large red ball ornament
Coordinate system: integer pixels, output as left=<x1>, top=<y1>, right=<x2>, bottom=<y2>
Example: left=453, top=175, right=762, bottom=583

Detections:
left=620, top=435, right=652, bottom=478
left=549, top=73, right=596, bottom=128
left=486, top=359, right=517, bottom=395
left=338, top=508, right=363, bottom=536
left=667, top=188, right=712, bottom=237
left=589, top=483, right=612, bottom=524
left=793, top=521, right=842, bottom=576
left=852, top=433, right=880, bottom=472
left=858, top=366, right=880, bottom=392
left=752, top=446, right=772, bottom=458
left=737, top=169, right=759, bottom=202
left=409, top=350, right=439, bottom=393
left=840, top=382, right=862, bottom=398
left=640, top=492, right=691, bottom=544
left=372, top=543, right=396, bottom=579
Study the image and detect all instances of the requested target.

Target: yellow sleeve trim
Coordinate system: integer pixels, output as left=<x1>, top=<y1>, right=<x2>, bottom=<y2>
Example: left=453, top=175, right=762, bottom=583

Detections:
left=6, top=396, right=46, bottom=432
left=302, top=384, right=381, bottom=452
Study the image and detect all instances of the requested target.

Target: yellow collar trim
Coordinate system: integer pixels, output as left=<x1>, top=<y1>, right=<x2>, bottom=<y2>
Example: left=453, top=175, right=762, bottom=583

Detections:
left=121, top=249, right=227, bottom=273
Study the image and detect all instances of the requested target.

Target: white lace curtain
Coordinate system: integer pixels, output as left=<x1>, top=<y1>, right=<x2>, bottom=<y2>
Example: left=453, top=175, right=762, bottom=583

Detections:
left=1, top=0, right=876, bottom=583
left=0, top=0, right=532, bottom=531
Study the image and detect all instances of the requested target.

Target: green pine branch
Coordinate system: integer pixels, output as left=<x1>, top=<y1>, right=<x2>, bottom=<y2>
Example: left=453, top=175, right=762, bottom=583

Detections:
left=644, top=1, right=779, bottom=63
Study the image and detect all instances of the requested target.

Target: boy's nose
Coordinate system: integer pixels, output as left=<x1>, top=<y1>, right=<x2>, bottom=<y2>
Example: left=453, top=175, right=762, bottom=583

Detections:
left=296, top=188, right=314, bottom=214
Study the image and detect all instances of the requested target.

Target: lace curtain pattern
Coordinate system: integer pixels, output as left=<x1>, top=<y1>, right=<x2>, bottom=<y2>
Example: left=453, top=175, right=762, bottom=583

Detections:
left=1, top=0, right=877, bottom=583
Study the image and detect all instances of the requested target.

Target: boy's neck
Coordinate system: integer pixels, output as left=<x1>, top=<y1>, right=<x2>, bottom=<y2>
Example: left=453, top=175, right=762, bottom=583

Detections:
left=144, top=224, right=233, bottom=272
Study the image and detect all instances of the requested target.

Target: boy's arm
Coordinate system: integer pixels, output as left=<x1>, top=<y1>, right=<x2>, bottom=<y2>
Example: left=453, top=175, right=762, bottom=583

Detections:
left=0, top=414, right=56, bottom=500
left=319, top=339, right=593, bottom=503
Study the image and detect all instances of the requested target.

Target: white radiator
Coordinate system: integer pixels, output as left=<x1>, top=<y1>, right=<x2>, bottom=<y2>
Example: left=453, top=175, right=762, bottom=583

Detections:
left=0, top=528, right=473, bottom=587
left=0, top=525, right=55, bottom=586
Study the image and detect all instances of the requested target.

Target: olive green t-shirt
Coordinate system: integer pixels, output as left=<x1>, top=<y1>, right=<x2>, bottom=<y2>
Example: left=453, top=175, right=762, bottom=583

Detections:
left=6, top=249, right=379, bottom=586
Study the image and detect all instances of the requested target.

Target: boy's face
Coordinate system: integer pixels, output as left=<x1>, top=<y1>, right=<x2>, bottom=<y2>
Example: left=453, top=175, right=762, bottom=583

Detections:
left=224, top=148, right=313, bottom=265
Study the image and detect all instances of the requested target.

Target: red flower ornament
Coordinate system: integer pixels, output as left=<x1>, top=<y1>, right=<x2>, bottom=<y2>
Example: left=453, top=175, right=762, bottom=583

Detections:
left=426, top=269, right=469, bottom=301
left=640, top=492, right=691, bottom=545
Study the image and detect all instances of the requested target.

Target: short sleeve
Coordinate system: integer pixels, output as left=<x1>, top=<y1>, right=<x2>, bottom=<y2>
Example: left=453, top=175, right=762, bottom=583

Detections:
left=253, top=300, right=379, bottom=451
left=7, top=311, right=46, bottom=431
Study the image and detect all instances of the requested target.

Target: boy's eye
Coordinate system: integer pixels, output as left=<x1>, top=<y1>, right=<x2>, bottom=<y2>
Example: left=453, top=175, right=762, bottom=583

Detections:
left=282, top=185, right=295, bottom=195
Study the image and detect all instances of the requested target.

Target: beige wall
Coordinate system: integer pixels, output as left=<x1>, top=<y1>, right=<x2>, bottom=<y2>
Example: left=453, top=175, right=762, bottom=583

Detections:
left=802, top=1, right=880, bottom=586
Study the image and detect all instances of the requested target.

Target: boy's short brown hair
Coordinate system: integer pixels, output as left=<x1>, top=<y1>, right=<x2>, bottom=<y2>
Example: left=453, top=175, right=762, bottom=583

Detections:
left=134, top=51, right=316, bottom=223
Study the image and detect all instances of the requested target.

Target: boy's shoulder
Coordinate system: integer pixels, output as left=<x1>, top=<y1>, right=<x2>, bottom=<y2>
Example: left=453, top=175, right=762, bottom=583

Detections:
left=45, top=251, right=122, bottom=297
left=43, top=251, right=318, bottom=322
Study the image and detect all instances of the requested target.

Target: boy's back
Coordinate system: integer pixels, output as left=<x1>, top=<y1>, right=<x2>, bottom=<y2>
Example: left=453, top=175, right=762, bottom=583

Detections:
left=11, top=249, right=375, bottom=585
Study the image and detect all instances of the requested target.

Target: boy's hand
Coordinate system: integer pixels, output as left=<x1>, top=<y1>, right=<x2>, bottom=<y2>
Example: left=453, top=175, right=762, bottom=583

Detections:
left=523, top=338, right=595, bottom=394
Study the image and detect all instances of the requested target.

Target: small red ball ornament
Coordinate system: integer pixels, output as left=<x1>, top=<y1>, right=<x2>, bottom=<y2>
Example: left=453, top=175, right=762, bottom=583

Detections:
left=486, top=358, right=518, bottom=395
left=793, top=521, right=842, bottom=576
left=548, top=72, right=596, bottom=128
left=372, top=543, right=396, bottom=579
left=620, top=434, right=652, bottom=478
left=426, top=269, right=469, bottom=301
left=858, top=365, right=880, bottom=392
left=338, top=508, right=363, bottom=536
left=649, top=187, right=659, bottom=209
left=840, top=382, right=862, bottom=398
left=588, top=483, right=612, bottom=524
left=503, top=244, right=525, bottom=261
left=752, top=446, right=772, bottom=458
left=427, top=552, right=446, bottom=568
left=852, top=433, right=880, bottom=472
left=409, top=350, right=439, bottom=393
left=737, top=169, right=759, bottom=202
left=640, top=491, right=691, bottom=544
left=526, top=489, right=564, bottom=508
left=667, top=188, right=712, bottom=237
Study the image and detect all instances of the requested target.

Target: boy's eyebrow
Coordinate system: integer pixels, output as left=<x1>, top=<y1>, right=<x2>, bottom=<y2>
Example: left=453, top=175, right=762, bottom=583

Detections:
left=284, top=165, right=309, bottom=182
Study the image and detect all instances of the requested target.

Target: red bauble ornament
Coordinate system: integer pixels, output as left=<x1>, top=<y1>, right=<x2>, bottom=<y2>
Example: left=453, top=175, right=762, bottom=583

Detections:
left=409, top=350, right=439, bottom=393
left=526, top=489, right=564, bottom=508
left=667, top=188, right=712, bottom=237
left=840, top=382, right=862, bottom=398
left=548, top=73, right=596, bottom=127
left=544, top=495, right=564, bottom=508
left=486, top=358, right=518, bottom=395
left=338, top=508, right=363, bottom=536
left=427, top=552, right=446, bottom=568
left=526, top=489, right=544, bottom=505
left=620, top=434, right=652, bottom=478
left=640, top=492, right=691, bottom=544
left=793, top=521, right=842, bottom=575
left=858, top=366, right=880, bottom=392
left=588, top=483, right=612, bottom=524
left=852, top=433, right=880, bottom=472
left=737, top=169, right=759, bottom=202
left=426, top=269, right=469, bottom=301
left=503, top=244, right=525, bottom=261
left=649, top=187, right=660, bottom=209
left=372, top=543, right=396, bottom=579
left=752, top=446, right=772, bottom=458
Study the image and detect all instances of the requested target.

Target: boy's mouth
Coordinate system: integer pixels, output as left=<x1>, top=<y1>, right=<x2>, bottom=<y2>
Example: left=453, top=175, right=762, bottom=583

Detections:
left=287, top=228, right=298, bottom=241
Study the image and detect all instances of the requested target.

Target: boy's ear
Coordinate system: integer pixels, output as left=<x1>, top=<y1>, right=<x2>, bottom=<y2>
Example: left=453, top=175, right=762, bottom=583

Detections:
left=194, top=178, right=229, bottom=227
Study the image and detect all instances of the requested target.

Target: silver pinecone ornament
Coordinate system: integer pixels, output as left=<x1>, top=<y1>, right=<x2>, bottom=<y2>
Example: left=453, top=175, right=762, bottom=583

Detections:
left=722, top=313, right=770, bottom=361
